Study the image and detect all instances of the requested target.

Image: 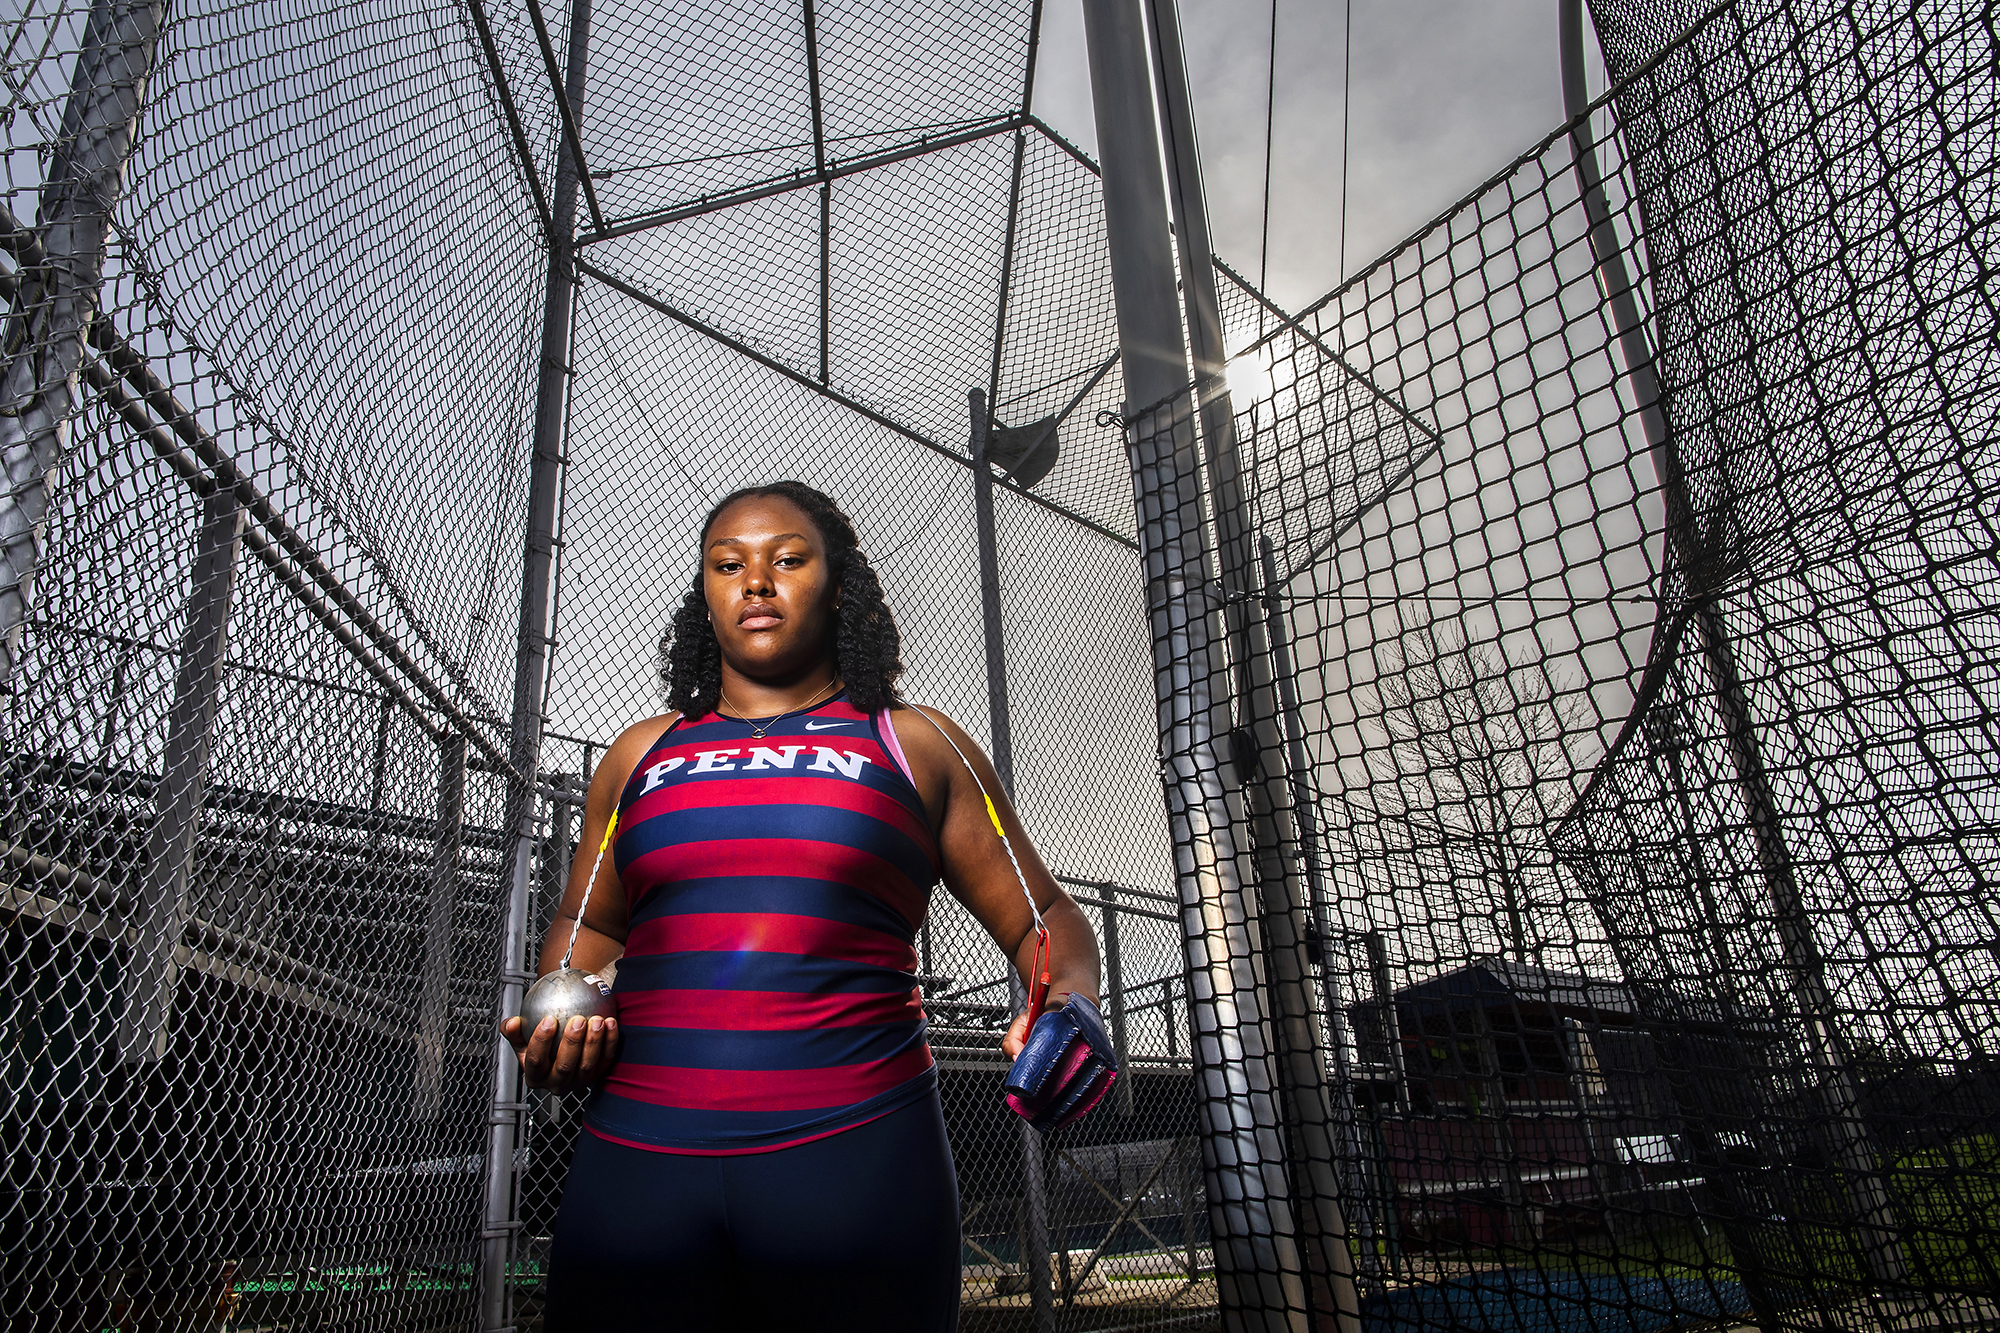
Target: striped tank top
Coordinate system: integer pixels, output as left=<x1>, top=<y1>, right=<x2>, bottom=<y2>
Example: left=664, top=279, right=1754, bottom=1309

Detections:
left=583, top=692, right=942, bottom=1154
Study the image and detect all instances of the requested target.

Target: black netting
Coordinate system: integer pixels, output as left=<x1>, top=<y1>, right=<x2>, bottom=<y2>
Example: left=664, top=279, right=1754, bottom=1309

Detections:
left=4, top=0, right=1995, bottom=1329
left=1121, top=0, right=1996, bottom=1328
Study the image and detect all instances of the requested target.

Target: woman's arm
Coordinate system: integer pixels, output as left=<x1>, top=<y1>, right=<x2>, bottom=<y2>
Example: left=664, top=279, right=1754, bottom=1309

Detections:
left=500, top=712, right=674, bottom=1092
left=893, top=703, right=1101, bottom=1058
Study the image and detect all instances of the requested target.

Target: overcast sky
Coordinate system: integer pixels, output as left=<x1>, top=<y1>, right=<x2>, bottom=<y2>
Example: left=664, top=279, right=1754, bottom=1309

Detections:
left=1031, top=1, right=1578, bottom=315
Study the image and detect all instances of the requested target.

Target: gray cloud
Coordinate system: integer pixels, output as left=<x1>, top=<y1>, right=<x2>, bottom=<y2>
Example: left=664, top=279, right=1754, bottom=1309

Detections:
left=1033, top=1, right=1571, bottom=315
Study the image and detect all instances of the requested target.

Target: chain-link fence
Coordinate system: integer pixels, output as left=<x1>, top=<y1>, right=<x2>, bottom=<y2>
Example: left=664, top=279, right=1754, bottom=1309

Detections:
left=4, top=0, right=546, bottom=1326
left=3, top=0, right=1995, bottom=1330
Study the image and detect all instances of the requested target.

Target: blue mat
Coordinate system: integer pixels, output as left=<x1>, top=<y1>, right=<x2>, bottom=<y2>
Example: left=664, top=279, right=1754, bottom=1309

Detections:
left=1361, top=1270, right=1752, bottom=1332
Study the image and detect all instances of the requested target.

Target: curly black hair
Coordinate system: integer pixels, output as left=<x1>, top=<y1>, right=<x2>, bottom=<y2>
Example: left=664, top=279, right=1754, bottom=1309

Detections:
left=660, top=481, right=905, bottom=718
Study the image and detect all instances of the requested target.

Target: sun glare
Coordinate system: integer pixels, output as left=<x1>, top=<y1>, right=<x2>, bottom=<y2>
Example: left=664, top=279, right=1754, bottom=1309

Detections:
left=1225, top=347, right=1283, bottom=404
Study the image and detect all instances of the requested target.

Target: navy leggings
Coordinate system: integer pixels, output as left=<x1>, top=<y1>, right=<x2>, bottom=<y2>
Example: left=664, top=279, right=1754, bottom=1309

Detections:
left=544, top=1093, right=961, bottom=1332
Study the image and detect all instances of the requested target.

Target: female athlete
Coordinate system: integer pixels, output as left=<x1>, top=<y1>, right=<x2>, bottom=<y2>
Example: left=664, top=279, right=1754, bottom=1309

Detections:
left=501, top=480, right=1103, bottom=1331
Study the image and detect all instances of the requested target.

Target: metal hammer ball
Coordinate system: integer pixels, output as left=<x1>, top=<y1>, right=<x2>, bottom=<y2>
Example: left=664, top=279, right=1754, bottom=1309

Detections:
left=519, top=966, right=617, bottom=1037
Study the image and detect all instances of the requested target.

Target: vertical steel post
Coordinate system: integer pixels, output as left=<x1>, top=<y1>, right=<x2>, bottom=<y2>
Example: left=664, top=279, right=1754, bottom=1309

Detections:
left=540, top=770, right=583, bottom=1127
left=1558, top=0, right=1908, bottom=1292
left=367, top=694, right=394, bottom=808
left=1079, top=0, right=1308, bottom=1326
left=968, top=387, right=1056, bottom=1333
left=1182, top=1133, right=1200, bottom=1283
left=1471, top=999, right=1534, bottom=1243
left=483, top=1, right=590, bottom=1326
left=1358, top=927, right=1408, bottom=1274
left=97, top=638, right=134, bottom=763
left=117, top=487, right=246, bottom=1061
left=366, top=692, right=394, bottom=853
left=1361, top=932, right=1408, bottom=1114
left=414, top=733, right=468, bottom=1121
left=1162, top=0, right=1358, bottom=1320
left=803, top=0, right=830, bottom=386
left=0, top=0, right=166, bottom=690
left=1100, top=884, right=1136, bottom=1116
left=1258, top=535, right=1376, bottom=1286
left=1151, top=1, right=1358, bottom=1321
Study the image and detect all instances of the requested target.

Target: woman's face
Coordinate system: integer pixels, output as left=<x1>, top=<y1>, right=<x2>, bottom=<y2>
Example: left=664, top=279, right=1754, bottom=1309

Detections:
left=702, top=495, right=838, bottom=683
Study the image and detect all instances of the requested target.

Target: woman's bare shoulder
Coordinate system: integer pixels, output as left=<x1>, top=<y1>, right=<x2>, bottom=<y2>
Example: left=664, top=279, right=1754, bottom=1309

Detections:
left=608, top=711, right=681, bottom=753
left=887, top=701, right=988, bottom=778
left=589, top=712, right=682, bottom=793
left=888, top=699, right=959, bottom=746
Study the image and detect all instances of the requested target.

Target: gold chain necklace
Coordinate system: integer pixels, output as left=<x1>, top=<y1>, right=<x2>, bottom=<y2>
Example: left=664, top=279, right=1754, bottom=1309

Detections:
left=716, top=677, right=840, bottom=740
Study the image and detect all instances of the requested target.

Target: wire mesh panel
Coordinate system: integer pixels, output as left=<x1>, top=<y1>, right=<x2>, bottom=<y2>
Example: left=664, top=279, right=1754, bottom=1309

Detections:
left=1120, top=0, right=1999, bottom=1328
left=3, top=0, right=543, bottom=1326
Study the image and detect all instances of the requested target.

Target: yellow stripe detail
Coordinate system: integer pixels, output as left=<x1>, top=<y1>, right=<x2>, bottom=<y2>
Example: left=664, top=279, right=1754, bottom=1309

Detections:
left=984, top=793, right=1007, bottom=838
left=599, top=809, right=619, bottom=852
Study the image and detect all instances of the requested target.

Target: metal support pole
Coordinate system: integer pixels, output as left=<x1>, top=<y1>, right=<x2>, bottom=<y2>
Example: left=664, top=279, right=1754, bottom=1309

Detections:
left=97, top=638, right=133, bottom=764
left=1558, top=0, right=1908, bottom=1293
left=367, top=693, right=394, bottom=814
left=1472, top=1000, right=1534, bottom=1243
left=968, top=410, right=1013, bottom=789
left=0, top=0, right=166, bottom=691
left=482, top=1, right=589, bottom=1326
left=1558, top=1015, right=1618, bottom=1233
left=1101, top=884, right=1135, bottom=1116
left=551, top=771, right=582, bottom=892
left=414, top=733, right=468, bottom=1121
left=366, top=691, right=394, bottom=852
left=1358, top=932, right=1408, bottom=1275
left=1149, top=0, right=1359, bottom=1322
left=1362, top=932, right=1408, bottom=1114
left=804, top=0, right=830, bottom=386
left=1080, top=1, right=1307, bottom=1326
left=117, top=487, right=245, bottom=1061
left=539, top=770, right=582, bottom=1127
left=969, top=388, right=1056, bottom=1333
left=1258, top=536, right=1376, bottom=1286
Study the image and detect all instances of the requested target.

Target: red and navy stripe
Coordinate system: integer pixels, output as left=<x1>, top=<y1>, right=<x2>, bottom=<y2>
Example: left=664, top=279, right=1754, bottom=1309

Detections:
left=584, top=693, right=942, bottom=1154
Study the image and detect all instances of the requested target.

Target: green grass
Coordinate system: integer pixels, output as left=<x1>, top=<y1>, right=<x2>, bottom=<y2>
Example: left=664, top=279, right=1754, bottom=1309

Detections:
left=1375, top=1134, right=1999, bottom=1298
left=1886, top=1133, right=2000, bottom=1288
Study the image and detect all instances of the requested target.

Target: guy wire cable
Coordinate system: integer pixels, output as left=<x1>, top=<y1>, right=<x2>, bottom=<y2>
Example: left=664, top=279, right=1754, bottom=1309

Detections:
left=559, top=808, right=618, bottom=970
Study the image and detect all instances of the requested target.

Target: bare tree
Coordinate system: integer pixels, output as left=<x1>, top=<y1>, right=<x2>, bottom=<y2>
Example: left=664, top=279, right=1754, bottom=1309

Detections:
left=1356, top=620, right=1596, bottom=1245
left=1364, top=619, right=1590, bottom=965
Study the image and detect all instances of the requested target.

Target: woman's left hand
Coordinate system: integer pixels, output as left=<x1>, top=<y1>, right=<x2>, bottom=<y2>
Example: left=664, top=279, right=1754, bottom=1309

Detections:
left=1002, top=990, right=1100, bottom=1060
left=1002, top=1004, right=1036, bottom=1060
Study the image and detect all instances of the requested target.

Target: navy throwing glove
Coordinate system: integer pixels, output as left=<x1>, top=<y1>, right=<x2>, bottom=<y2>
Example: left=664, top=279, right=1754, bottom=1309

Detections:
left=1003, top=993, right=1120, bottom=1132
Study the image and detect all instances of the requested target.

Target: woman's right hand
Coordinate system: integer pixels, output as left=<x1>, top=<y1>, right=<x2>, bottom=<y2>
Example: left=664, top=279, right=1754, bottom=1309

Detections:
left=501, top=1013, right=620, bottom=1095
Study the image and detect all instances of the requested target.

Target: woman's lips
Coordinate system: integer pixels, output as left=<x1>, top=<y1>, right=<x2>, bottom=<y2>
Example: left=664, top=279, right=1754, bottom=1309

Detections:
left=738, top=605, right=782, bottom=630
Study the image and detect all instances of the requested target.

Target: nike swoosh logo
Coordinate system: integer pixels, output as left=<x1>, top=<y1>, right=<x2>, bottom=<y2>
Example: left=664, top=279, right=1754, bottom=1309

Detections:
left=803, top=720, right=853, bottom=731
